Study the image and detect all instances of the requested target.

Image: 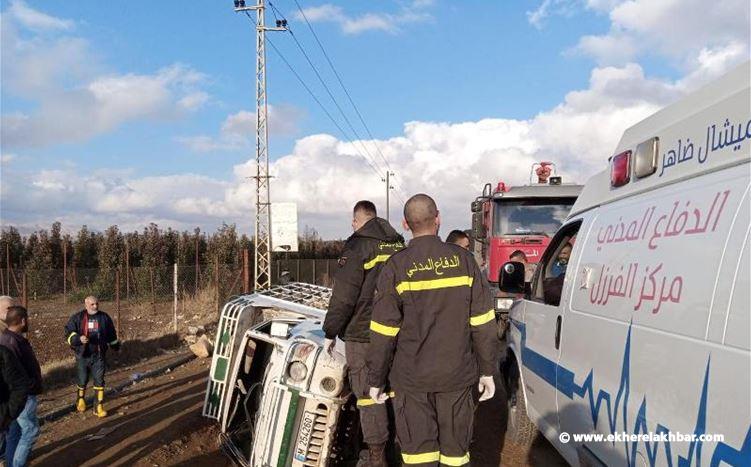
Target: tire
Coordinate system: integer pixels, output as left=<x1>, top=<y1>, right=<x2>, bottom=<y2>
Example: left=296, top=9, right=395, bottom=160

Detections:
left=506, top=381, right=536, bottom=447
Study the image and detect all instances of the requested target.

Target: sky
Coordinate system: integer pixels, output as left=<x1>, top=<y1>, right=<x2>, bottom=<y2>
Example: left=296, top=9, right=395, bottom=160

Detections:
left=1, top=0, right=749, bottom=239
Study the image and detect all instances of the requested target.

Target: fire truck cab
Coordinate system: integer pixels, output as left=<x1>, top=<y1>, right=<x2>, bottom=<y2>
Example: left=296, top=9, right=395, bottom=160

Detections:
left=471, top=163, right=583, bottom=309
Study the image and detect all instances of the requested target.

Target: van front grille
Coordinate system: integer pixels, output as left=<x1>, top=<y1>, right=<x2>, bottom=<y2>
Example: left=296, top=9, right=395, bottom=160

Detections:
left=301, top=404, right=330, bottom=466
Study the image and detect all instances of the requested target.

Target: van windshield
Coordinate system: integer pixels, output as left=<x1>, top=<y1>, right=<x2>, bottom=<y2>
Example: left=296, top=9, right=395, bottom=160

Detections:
left=493, top=198, right=576, bottom=236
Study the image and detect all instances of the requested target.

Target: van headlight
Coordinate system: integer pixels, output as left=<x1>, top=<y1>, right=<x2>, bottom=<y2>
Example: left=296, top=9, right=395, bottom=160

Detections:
left=496, top=298, right=514, bottom=311
left=319, top=376, right=338, bottom=395
left=287, top=361, right=308, bottom=382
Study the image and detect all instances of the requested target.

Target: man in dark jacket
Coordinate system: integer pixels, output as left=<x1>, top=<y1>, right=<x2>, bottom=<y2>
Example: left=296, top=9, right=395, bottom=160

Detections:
left=64, top=296, right=120, bottom=417
left=322, top=200, right=404, bottom=467
left=0, top=346, right=29, bottom=438
left=0, top=305, right=42, bottom=467
left=367, top=194, right=498, bottom=466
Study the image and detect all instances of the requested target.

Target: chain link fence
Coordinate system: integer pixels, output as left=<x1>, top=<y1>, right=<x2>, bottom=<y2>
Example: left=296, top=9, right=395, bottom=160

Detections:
left=0, top=256, right=337, bottom=367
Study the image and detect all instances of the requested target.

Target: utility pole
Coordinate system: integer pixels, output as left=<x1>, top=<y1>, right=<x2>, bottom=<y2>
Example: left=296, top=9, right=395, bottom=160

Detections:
left=234, top=0, right=287, bottom=291
left=382, top=171, right=394, bottom=221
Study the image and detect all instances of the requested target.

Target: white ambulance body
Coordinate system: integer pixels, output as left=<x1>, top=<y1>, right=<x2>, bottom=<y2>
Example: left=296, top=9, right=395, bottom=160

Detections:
left=502, top=62, right=750, bottom=466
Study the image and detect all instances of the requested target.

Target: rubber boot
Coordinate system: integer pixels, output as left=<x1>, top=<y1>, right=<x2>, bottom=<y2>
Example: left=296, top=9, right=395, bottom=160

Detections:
left=367, top=443, right=387, bottom=467
left=93, top=386, right=107, bottom=418
left=76, top=386, right=87, bottom=412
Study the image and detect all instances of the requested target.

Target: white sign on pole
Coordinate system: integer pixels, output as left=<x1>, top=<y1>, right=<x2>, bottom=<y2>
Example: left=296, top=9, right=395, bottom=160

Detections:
left=271, top=203, right=299, bottom=252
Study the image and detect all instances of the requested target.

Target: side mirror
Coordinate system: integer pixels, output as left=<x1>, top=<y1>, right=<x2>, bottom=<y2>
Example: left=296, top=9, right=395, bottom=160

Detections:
left=499, top=261, right=525, bottom=294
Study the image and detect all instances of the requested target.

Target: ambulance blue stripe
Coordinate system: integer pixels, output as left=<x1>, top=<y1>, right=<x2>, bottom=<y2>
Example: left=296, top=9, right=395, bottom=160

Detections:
left=509, top=319, right=751, bottom=467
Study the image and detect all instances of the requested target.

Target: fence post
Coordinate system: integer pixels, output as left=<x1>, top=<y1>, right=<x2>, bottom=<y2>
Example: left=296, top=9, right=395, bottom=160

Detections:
left=312, top=260, right=317, bottom=285
left=243, top=248, right=249, bottom=294
left=173, top=263, right=178, bottom=333
left=125, top=244, right=130, bottom=302
left=5, top=244, right=10, bottom=294
left=296, top=259, right=301, bottom=283
left=149, top=267, right=156, bottom=314
left=63, top=242, right=67, bottom=303
left=214, top=258, right=220, bottom=315
left=194, top=235, right=199, bottom=294
left=115, top=269, right=121, bottom=338
left=21, top=270, right=27, bottom=308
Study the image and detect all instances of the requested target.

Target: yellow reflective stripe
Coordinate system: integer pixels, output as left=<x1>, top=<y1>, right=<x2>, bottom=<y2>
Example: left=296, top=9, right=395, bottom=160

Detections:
left=370, top=320, right=400, bottom=337
left=396, top=276, right=473, bottom=294
left=67, top=332, right=77, bottom=345
left=364, top=254, right=391, bottom=270
left=356, top=391, right=396, bottom=407
left=440, top=453, right=470, bottom=465
left=402, top=451, right=440, bottom=464
left=470, top=309, right=495, bottom=326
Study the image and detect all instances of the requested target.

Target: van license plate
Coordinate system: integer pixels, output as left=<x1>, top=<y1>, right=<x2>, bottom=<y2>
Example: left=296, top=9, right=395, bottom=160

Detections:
left=294, top=411, right=316, bottom=461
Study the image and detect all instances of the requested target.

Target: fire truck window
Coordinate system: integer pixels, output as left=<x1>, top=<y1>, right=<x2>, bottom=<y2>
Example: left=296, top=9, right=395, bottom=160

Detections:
left=532, top=223, right=581, bottom=307
left=493, top=198, right=576, bottom=237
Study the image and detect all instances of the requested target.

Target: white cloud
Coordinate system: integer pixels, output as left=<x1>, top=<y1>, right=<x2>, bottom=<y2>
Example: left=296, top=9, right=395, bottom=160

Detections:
left=2, top=65, right=208, bottom=149
left=8, top=0, right=73, bottom=32
left=0, top=3, right=209, bottom=149
left=3, top=0, right=748, bottom=238
left=527, top=0, right=580, bottom=29
left=0, top=62, right=674, bottom=237
left=0, top=154, right=17, bottom=164
left=573, top=34, right=638, bottom=65
left=573, top=0, right=750, bottom=66
left=294, top=1, right=433, bottom=35
left=177, top=105, right=303, bottom=153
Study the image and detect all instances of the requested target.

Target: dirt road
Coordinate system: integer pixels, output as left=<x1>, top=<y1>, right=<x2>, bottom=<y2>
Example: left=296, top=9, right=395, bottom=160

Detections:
left=34, top=357, right=565, bottom=466
left=34, top=357, right=228, bottom=467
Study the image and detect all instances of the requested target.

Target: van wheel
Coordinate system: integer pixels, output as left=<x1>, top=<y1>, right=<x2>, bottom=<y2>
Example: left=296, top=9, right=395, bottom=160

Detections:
left=507, top=383, right=536, bottom=447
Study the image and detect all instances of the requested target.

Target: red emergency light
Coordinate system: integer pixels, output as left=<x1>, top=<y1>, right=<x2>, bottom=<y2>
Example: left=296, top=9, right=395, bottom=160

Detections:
left=610, top=150, right=631, bottom=187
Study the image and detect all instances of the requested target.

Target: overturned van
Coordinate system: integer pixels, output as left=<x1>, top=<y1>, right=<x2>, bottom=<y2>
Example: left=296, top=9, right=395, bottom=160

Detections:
left=203, top=283, right=360, bottom=466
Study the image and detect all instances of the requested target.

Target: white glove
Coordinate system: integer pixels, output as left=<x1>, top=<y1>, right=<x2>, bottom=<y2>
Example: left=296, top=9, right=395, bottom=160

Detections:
left=323, top=338, right=336, bottom=356
left=478, top=375, right=495, bottom=402
left=368, top=387, right=389, bottom=405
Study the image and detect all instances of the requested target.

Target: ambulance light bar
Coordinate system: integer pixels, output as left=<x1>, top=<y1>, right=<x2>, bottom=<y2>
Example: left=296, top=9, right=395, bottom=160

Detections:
left=610, top=150, right=631, bottom=188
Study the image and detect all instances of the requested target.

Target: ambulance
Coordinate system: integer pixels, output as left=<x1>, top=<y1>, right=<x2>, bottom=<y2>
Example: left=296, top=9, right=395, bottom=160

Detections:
left=499, top=61, right=750, bottom=467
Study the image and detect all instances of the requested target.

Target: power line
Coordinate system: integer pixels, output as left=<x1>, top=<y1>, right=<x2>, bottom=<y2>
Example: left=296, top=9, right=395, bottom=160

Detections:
left=287, top=0, right=409, bottom=201
left=267, top=0, right=388, bottom=179
left=290, top=0, right=391, bottom=170
left=242, top=11, right=386, bottom=180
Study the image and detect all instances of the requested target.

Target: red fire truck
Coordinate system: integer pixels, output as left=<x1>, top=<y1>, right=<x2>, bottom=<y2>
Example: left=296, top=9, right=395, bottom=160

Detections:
left=471, top=162, right=583, bottom=292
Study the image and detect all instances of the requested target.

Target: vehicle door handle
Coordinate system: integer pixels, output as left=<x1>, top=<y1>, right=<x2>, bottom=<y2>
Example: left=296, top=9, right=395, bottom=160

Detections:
left=555, top=315, right=562, bottom=350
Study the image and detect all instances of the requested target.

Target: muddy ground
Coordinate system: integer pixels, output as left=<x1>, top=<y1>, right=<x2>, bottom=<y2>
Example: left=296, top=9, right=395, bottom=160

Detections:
left=34, top=353, right=565, bottom=467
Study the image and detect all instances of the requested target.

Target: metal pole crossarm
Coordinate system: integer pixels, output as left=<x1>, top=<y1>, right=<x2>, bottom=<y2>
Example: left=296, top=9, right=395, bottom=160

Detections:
left=234, top=6, right=261, bottom=12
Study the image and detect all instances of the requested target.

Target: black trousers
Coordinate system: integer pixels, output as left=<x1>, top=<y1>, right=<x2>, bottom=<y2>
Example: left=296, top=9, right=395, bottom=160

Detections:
left=394, top=385, right=477, bottom=466
left=76, top=354, right=106, bottom=388
left=346, top=341, right=390, bottom=445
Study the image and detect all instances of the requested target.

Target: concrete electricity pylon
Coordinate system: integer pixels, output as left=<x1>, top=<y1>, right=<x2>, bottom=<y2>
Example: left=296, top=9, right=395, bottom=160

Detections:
left=382, top=171, right=395, bottom=221
left=234, top=0, right=287, bottom=290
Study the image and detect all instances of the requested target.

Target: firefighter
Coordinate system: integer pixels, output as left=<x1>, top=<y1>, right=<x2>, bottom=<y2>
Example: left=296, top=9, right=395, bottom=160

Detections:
left=64, top=296, right=120, bottom=417
left=367, top=194, right=498, bottom=466
left=322, top=200, right=404, bottom=467
left=445, top=230, right=470, bottom=250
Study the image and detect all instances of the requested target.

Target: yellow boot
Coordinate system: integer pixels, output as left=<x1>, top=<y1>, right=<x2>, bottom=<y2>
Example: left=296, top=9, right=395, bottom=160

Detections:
left=76, top=386, right=87, bottom=412
left=93, top=386, right=107, bottom=418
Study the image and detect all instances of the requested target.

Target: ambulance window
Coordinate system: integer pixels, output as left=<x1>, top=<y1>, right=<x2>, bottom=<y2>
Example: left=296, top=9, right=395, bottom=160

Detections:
left=532, top=221, right=582, bottom=306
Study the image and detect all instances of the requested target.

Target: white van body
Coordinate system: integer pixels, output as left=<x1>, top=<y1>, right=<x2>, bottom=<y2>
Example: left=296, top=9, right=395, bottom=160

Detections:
left=203, top=283, right=356, bottom=467
left=506, top=62, right=750, bottom=466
